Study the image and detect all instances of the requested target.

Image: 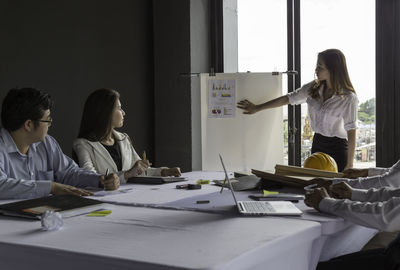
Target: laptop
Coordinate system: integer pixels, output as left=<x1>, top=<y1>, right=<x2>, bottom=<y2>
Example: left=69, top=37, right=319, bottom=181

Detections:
left=219, top=154, right=302, bottom=216
left=128, top=176, right=187, bottom=185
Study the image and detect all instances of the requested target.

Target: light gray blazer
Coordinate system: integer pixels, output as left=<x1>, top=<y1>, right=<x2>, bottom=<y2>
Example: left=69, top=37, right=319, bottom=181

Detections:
left=73, top=130, right=162, bottom=182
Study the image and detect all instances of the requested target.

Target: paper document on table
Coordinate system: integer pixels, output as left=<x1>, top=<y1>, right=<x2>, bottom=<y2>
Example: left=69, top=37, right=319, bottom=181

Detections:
left=162, top=191, right=247, bottom=213
left=92, top=188, right=134, bottom=197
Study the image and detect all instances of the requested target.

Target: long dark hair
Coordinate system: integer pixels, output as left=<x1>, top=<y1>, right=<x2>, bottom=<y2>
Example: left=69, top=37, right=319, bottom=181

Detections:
left=78, top=88, right=120, bottom=141
left=309, top=49, right=355, bottom=99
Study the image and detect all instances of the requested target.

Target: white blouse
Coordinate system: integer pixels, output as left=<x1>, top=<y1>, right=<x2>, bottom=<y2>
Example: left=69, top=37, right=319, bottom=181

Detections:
left=287, top=81, right=358, bottom=140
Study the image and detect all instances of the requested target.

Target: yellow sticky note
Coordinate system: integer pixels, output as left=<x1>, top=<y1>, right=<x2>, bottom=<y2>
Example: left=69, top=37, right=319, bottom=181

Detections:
left=263, top=190, right=279, bottom=196
left=196, top=179, right=210, bottom=185
left=87, top=210, right=112, bottom=217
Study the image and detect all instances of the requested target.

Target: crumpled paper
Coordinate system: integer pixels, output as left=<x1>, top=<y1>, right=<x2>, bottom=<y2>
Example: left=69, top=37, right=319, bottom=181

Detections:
left=41, top=210, right=64, bottom=231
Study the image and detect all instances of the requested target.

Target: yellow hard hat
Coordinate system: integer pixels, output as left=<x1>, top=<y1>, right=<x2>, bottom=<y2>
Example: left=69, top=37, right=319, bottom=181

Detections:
left=303, top=152, right=338, bottom=172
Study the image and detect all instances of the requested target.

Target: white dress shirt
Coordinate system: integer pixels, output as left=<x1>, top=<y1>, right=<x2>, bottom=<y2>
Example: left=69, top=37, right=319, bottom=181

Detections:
left=287, top=81, right=358, bottom=140
left=333, top=160, right=400, bottom=189
left=319, top=160, right=400, bottom=232
left=319, top=187, right=400, bottom=232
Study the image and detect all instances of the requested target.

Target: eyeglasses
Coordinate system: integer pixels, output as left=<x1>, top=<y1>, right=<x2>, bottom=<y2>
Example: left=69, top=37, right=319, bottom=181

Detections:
left=37, top=117, right=53, bottom=126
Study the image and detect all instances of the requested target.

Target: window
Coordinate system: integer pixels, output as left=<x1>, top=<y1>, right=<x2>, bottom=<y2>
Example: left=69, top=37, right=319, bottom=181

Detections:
left=301, top=0, right=376, bottom=167
left=237, top=0, right=376, bottom=168
left=238, top=0, right=289, bottom=163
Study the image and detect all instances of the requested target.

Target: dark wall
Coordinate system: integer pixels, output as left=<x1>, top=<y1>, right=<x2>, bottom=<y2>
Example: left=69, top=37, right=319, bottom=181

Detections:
left=0, top=0, right=154, bottom=160
left=153, top=1, right=192, bottom=171
left=153, top=0, right=210, bottom=172
left=376, top=0, right=400, bottom=167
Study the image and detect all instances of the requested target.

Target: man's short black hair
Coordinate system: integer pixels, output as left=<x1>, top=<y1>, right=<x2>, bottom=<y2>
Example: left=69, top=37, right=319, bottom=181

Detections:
left=1, top=88, right=54, bottom=132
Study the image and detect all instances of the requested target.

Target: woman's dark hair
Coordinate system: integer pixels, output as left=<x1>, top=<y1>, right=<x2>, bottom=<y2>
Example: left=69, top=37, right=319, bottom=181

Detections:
left=1, top=88, right=53, bottom=132
left=78, top=88, right=120, bottom=141
left=309, top=49, right=355, bottom=98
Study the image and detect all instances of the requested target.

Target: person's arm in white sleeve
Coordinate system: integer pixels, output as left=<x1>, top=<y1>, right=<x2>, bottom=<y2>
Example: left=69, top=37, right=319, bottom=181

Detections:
left=342, top=93, right=358, bottom=170
left=319, top=193, right=400, bottom=232
left=369, top=167, right=390, bottom=176
left=368, top=160, right=400, bottom=177
left=351, top=187, right=400, bottom=202
left=340, top=161, right=400, bottom=189
left=286, top=81, right=313, bottom=105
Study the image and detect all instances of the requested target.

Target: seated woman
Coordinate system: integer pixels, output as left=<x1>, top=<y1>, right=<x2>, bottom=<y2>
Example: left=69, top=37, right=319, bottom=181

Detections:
left=73, top=88, right=181, bottom=183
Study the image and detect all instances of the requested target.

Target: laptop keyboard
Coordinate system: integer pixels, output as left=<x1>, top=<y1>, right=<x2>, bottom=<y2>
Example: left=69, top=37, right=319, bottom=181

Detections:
left=241, top=201, right=276, bottom=213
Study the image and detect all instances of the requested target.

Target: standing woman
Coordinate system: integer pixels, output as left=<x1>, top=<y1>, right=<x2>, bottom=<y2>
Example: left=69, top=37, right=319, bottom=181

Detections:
left=73, top=89, right=181, bottom=183
left=237, top=49, right=358, bottom=172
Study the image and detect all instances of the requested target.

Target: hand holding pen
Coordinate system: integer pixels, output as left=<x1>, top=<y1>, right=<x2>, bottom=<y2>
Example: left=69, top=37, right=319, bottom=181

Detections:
left=124, top=151, right=151, bottom=178
left=101, top=168, right=120, bottom=190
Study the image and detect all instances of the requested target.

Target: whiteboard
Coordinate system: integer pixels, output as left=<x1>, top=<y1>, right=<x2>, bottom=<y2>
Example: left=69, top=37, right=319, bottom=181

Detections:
left=200, top=73, right=283, bottom=171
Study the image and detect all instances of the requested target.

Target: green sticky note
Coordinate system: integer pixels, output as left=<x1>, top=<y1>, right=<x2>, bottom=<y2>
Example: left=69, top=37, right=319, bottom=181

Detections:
left=86, top=210, right=112, bottom=217
left=263, top=190, right=279, bottom=196
left=196, top=179, right=210, bottom=185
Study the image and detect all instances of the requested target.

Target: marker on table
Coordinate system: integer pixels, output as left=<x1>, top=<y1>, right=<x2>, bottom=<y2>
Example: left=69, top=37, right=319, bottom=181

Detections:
left=142, top=151, right=147, bottom=176
left=196, top=200, right=210, bottom=204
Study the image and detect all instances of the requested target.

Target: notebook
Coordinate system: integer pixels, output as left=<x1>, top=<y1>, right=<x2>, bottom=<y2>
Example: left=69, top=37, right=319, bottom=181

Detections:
left=128, top=176, right=187, bottom=185
left=219, top=154, right=302, bottom=216
left=0, top=194, right=104, bottom=219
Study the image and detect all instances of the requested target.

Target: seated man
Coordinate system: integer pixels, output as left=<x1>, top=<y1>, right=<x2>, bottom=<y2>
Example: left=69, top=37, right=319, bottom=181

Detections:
left=0, top=88, right=120, bottom=199
left=305, top=183, right=400, bottom=270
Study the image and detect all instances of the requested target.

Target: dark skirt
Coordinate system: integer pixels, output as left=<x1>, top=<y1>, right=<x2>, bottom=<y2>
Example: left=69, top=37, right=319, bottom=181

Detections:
left=311, top=133, right=348, bottom=172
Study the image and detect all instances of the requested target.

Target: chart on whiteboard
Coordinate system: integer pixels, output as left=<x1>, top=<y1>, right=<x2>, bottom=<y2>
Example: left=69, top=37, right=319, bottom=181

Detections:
left=208, top=79, right=236, bottom=118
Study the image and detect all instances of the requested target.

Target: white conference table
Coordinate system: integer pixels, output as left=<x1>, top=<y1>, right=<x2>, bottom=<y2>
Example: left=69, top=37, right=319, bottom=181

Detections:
left=0, top=171, right=377, bottom=270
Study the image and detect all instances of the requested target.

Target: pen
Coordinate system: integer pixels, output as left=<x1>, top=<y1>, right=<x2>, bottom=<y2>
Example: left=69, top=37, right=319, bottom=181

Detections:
left=142, top=151, right=147, bottom=176
left=304, top=183, right=317, bottom=194
left=104, top=169, right=109, bottom=190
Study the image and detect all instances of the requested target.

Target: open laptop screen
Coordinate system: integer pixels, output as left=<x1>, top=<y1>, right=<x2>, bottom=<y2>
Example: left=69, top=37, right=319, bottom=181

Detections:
left=219, top=154, right=239, bottom=206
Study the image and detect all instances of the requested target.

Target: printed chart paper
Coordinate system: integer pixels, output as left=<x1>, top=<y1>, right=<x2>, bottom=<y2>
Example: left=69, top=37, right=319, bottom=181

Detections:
left=208, top=79, right=236, bottom=118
